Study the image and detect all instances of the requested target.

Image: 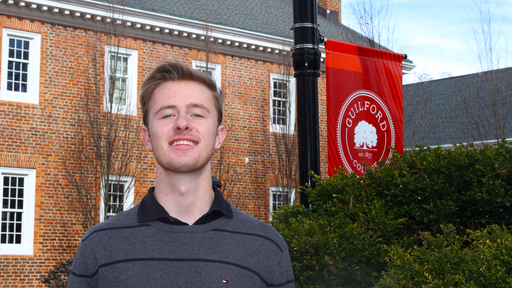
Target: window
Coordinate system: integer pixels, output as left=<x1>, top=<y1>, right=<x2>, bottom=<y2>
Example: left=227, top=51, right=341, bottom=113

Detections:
left=0, top=167, right=36, bottom=255
left=104, top=46, right=138, bottom=115
left=100, top=175, right=134, bottom=222
left=270, top=73, right=296, bottom=133
left=193, top=60, right=221, bottom=88
left=269, top=186, right=295, bottom=220
left=1, top=29, right=41, bottom=104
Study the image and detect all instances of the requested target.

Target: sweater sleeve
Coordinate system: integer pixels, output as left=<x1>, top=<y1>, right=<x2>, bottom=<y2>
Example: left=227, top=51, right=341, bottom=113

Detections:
left=274, top=240, right=296, bottom=287
left=67, top=234, right=99, bottom=288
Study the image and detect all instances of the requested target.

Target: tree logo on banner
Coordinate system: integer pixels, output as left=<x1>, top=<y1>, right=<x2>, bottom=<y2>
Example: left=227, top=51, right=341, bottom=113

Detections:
left=337, top=90, right=395, bottom=176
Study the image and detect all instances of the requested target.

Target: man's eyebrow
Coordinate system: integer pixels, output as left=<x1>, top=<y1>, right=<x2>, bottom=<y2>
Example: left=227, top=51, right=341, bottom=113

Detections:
left=187, top=103, right=211, bottom=113
left=154, top=104, right=177, bottom=115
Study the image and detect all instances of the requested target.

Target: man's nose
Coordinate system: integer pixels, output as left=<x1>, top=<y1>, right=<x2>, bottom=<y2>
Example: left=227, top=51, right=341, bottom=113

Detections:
left=174, top=114, right=190, bottom=131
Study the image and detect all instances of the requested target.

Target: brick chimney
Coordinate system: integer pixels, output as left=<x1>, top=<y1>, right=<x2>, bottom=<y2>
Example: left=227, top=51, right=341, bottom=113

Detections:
left=318, top=0, right=341, bottom=22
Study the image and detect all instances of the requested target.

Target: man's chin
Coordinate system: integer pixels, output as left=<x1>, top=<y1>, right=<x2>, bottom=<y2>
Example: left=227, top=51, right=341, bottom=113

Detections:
left=156, top=159, right=211, bottom=174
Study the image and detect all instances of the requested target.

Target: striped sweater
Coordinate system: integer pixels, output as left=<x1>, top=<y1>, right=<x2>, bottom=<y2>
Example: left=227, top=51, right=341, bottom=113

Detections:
left=68, top=203, right=295, bottom=287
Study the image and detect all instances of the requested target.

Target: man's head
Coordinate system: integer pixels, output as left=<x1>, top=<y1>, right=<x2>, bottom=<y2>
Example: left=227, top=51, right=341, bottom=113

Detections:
left=140, top=61, right=223, bottom=129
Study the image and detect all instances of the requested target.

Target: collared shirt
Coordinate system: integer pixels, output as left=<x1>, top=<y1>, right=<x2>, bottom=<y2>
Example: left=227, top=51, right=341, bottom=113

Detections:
left=138, top=186, right=233, bottom=225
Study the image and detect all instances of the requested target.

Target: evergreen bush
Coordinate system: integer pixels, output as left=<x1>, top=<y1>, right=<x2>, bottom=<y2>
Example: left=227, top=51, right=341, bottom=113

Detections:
left=271, top=141, right=512, bottom=287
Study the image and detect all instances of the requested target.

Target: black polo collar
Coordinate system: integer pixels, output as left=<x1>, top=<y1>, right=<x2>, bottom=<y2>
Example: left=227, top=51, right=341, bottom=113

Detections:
left=137, top=186, right=233, bottom=225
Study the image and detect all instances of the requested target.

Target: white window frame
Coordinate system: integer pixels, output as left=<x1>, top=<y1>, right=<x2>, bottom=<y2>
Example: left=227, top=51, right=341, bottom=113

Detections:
left=269, top=186, right=295, bottom=220
left=104, top=46, right=138, bottom=116
left=269, top=73, right=296, bottom=134
left=1, top=29, right=41, bottom=105
left=0, top=167, right=36, bottom=255
left=100, top=175, right=134, bottom=222
left=192, top=60, right=222, bottom=88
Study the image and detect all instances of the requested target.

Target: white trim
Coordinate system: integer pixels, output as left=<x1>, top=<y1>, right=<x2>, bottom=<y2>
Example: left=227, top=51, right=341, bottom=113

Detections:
left=1, top=29, right=41, bottom=105
left=0, top=167, right=36, bottom=256
left=104, top=45, right=138, bottom=115
left=269, top=73, right=296, bottom=134
left=100, top=175, right=134, bottom=222
left=192, top=60, right=222, bottom=88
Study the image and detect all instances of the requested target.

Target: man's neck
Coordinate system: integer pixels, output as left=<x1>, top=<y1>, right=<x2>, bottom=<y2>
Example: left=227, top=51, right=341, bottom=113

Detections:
left=153, top=165, right=215, bottom=225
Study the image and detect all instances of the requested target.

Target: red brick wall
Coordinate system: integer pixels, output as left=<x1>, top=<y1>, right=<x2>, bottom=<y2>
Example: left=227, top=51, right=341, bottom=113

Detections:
left=0, top=15, right=330, bottom=286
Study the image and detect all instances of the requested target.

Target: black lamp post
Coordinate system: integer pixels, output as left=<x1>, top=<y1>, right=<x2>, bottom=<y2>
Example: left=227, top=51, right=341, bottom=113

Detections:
left=292, top=0, right=322, bottom=208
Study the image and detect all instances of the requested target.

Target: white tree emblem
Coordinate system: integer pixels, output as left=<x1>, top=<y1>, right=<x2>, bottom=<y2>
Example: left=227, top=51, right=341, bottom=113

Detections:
left=354, top=121, right=377, bottom=149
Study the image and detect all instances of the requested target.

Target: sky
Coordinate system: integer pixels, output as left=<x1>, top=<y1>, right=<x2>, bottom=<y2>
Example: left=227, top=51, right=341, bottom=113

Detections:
left=340, top=0, right=512, bottom=84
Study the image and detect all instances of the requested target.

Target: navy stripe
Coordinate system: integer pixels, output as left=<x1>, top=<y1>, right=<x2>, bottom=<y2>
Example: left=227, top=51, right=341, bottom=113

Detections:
left=211, top=228, right=284, bottom=252
left=81, top=224, right=151, bottom=243
left=69, top=257, right=294, bottom=287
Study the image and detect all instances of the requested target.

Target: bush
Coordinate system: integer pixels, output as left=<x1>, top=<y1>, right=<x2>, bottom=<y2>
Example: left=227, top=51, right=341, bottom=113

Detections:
left=378, top=225, right=512, bottom=287
left=271, top=141, right=512, bottom=287
left=40, top=259, right=73, bottom=288
left=366, top=141, right=512, bottom=235
left=272, top=172, right=406, bottom=287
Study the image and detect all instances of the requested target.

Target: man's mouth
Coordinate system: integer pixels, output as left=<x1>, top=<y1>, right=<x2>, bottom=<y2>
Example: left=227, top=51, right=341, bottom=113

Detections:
left=171, top=140, right=197, bottom=146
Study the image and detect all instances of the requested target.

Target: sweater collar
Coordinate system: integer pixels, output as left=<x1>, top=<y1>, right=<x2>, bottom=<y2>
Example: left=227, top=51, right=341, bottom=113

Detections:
left=137, top=185, right=233, bottom=225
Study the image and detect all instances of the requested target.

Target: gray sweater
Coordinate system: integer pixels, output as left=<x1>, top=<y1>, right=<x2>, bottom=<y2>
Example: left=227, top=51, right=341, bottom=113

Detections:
left=68, top=203, right=295, bottom=287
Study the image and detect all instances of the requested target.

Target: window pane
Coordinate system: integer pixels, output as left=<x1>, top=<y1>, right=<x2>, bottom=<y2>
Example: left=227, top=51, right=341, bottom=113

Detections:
left=106, top=181, right=126, bottom=219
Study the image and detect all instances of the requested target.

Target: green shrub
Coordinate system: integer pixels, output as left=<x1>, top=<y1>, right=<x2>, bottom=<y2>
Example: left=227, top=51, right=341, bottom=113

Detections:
left=272, top=141, right=512, bottom=287
left=365, top=141, right=512, bottom=235
left=378, top=225, right=512, bottom=287
left=272, top=172, right=405, bottom=287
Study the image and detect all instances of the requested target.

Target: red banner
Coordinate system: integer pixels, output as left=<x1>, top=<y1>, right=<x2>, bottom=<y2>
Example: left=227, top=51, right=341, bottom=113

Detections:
left=326, top=39, right=403, bottom=177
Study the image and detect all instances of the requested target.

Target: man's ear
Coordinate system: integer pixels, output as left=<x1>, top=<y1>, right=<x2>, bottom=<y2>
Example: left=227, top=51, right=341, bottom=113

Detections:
left=215, top=125, right=227, bottom=149
left=141, top=126, right=153, bottom=151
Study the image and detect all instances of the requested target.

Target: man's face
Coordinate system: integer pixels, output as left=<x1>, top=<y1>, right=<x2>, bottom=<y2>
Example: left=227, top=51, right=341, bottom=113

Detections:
left=141, top=80, right=226, bottom=174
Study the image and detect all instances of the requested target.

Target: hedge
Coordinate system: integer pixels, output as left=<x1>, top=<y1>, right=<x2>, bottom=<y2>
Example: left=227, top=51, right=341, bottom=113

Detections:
left=271, top=141, right=512, bottom=287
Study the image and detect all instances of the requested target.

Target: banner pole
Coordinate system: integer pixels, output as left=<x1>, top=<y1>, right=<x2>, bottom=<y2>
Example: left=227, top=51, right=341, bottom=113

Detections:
left=292, top=0, right=322, bottom=208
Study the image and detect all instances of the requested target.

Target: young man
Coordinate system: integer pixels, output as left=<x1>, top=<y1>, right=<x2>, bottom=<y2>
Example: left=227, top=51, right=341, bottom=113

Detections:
left=68, top=61, right=295, bottom=287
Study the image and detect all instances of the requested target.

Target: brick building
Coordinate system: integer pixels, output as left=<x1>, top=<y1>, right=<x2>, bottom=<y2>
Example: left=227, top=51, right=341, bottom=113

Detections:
left=0, top=0, right=412, bottom=285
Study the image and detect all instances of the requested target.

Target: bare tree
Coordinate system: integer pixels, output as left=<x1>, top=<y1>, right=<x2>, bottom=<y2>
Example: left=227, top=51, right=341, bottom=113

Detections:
left=347, top=0, right=402, bottom=51
left=68, top=2, right=141, bottom=230
left=265, top=53, right=299, bottom=214
left=458, top=0, right=512, bottom=143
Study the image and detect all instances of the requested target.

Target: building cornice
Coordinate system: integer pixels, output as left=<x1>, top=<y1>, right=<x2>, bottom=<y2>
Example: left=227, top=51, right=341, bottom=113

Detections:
left=0, top=0, right=299, bottom=63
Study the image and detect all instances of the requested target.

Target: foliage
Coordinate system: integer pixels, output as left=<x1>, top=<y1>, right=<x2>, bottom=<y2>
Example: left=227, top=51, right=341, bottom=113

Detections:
left=271, top=141, right=512, bottom=287
left=366, top=141, right=512, bottom=235
left=272, top=172, right=406, bottom=287
left=40, top=259, right=73, bottom=288
left=378, top=225, right=512, bottom=287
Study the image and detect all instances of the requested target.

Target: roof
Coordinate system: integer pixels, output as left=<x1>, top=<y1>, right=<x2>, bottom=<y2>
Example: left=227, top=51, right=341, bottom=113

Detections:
left=403, top=67, right=512, bottom=148
left=1, top=0, right=412, bottom=68
left=101, top=0, right=375, bottom=47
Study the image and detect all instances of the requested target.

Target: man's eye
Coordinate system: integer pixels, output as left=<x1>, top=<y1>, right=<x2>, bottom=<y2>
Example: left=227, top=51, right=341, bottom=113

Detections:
left=192, top=114, right=203, bottom=118
left=162, top=114, right=174, bottom=119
